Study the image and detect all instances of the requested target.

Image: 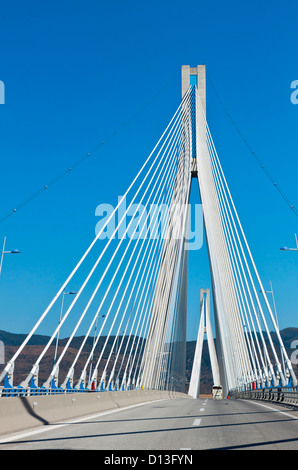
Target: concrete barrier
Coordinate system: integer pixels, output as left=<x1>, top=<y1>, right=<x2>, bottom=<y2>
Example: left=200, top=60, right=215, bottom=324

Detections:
left=0, top=390, right=190, bottom=436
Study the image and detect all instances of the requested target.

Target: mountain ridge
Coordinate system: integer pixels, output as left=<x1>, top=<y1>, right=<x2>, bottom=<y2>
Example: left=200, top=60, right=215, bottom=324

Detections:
left=1, top=327, right=297, bottom=393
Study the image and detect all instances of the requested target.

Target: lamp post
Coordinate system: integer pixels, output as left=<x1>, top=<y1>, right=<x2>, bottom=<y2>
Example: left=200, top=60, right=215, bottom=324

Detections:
left=259, top=281, right=278, bottom=324
left=280, top=233, right=298, bottom=253
left=115, top=330, right=124, bottom=357
left=53, top=290, right=77, bottom=366
left=0, top=237, right=21, bottom=277
left=89, top=314, right=106, bottom=382
left=259, top=281, right=286, bottom=378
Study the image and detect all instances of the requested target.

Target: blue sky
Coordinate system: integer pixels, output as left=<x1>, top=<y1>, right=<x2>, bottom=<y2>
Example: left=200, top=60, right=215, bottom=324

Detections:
left=0, top=0, right=297, bottom=341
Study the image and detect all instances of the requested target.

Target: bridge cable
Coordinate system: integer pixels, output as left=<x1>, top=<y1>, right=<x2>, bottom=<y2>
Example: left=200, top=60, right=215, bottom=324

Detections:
left=29, top=98, right=187, bottom=388
left=85, top=111, right=187, bottom=389
left=92, top=92, right=193, bottom=390
left=1, top=88, right=193, bottom=389
left=0, top=90, right=191, bottom=386
left=195, top=87, right=293, bottom=388
left=85, top=92, right=192, bottom=390
left=44, top=94, right=187, bottom=388
left=197, top=87, right=296, bottom=387
left=0, top=72, right=178, bottom=225
left=207, top=73, right=298, bottom=218
left=140, top=107, right=192, bottom=390
left=206, top=124, right=272, bottom=384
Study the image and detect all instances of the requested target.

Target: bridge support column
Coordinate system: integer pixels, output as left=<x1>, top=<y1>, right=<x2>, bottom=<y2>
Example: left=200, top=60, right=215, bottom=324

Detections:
left=188, top=289, right=221, bottom=399
left=181, top=65, right=206, bottom=113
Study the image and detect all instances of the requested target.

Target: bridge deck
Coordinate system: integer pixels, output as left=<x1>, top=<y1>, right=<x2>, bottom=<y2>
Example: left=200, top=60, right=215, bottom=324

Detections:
left=1, top=397, right=298, bottom=450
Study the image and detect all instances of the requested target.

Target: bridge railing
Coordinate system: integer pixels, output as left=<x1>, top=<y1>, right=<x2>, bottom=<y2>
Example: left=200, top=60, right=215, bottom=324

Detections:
left=0, top=387, right=90, bottom=397
left=230, top=387, right=298, bottom=407
left=0, top=385, right=144, bottom=397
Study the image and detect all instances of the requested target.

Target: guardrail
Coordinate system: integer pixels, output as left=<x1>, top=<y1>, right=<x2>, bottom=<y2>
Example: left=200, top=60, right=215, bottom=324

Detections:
left=0, top=385, right=181, bottom=398
left=0, top=386, right=99, bottom=397
left=230, top=387, right=298, bottom=407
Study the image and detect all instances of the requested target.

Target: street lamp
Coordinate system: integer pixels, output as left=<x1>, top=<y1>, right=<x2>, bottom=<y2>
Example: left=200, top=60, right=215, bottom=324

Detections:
left=0, top=236, right=21, bottom=277
left=280, top=233, right=298, bottom=253
left=53, top=290, right=77, bottom=365
left=115, top=330, right=124, bottom=357
left=259, top=281, right=278, bottom=325
left=259, top=281, right=286, bottom=378
left=89, top=314, right=106, bottom=382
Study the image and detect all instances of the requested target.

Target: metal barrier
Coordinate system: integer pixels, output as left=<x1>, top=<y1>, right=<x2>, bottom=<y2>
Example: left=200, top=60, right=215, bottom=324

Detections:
left=230, top=387, right=298, bottom=407
left=0, top=387, right=92, bottom=397
left=0, top=385, right=172, bottom=397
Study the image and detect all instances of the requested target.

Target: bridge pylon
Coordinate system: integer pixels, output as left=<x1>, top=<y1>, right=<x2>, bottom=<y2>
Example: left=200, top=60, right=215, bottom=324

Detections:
left=0, top=65, right=297, bottom=396
left=188, top=289, right=221, bottom=399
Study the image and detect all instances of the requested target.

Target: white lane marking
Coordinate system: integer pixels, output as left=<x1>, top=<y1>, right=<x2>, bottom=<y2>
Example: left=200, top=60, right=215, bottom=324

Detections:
left=200, top=408, right=205, bottom=412
left=192, top=418, right=201, bottom=426
left=250, top=400, right=298, bottom=420
left=180, top=447, right=192, bottom=450
left=0, top=398, right=170, bottom=444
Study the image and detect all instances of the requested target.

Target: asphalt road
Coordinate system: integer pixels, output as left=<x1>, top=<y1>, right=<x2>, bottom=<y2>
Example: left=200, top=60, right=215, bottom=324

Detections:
left=1, top=396, right=298, bottom=451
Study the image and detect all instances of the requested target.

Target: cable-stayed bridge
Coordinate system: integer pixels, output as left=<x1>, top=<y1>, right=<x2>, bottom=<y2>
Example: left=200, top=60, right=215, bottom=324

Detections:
left=0, top=66, right=297, bottom=448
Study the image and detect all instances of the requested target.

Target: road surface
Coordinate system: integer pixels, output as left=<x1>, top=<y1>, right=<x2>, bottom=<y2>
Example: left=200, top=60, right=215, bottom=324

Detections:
left=1, top=396, right=298, bottom=451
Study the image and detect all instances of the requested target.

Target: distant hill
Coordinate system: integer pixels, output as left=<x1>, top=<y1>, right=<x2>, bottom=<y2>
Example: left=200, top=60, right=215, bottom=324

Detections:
left=1, top=328, right=297, bottom=394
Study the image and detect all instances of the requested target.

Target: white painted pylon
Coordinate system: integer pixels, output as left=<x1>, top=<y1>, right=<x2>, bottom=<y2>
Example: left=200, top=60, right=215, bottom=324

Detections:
left=188, top=289, right=221, bottom=398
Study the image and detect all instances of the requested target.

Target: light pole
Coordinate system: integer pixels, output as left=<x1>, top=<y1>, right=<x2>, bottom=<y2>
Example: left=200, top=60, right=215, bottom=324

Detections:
left=259, top=281, right=286, bottom=378
left=115, top=330, right=124, bottom=357
left=0, top=237, right=21, bottom=277
left=259, top=281, right=278, bottom=324
left=89, top=314, right=105, bottom=384
left=53, top=290, right=77, bottom=366
left=280, top=233, right=298, bottom=253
